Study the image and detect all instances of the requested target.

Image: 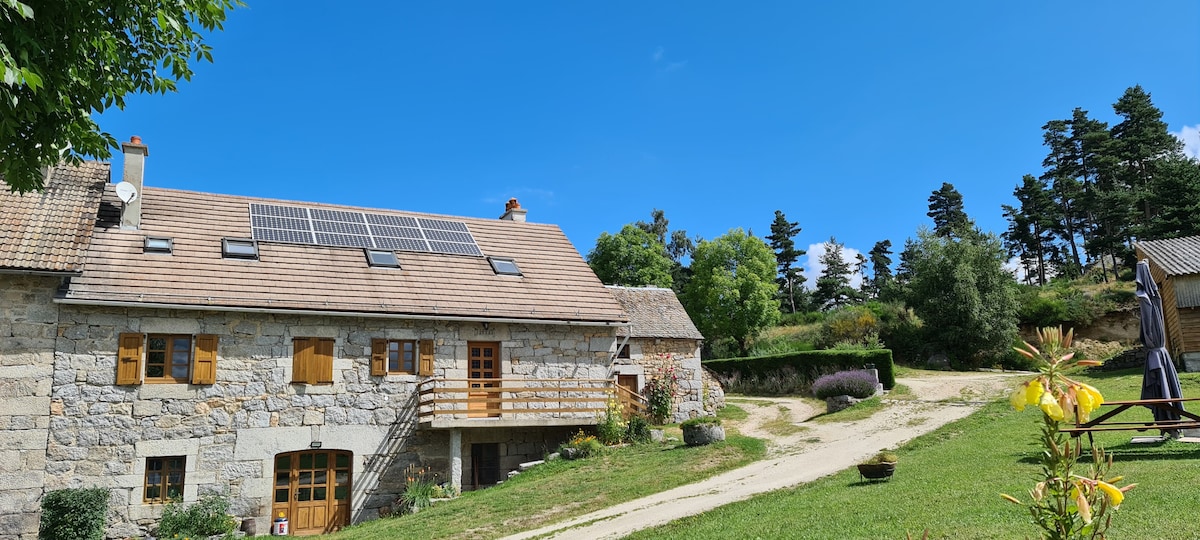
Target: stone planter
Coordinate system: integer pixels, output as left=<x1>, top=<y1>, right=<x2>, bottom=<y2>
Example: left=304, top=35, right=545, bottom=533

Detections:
left=682, top=423, right=725, bottom=446
left=856, top=462, right=896, bottom=481
left=825, top=394, right=861, bottom=414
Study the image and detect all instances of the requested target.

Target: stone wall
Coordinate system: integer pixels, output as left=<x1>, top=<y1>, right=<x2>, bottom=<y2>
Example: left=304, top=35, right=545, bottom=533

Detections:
left=0, top=275, right=60, bottom=540
left=613, top=338, right=714, bottom=422
left=20, top=300, right=615, bottom=538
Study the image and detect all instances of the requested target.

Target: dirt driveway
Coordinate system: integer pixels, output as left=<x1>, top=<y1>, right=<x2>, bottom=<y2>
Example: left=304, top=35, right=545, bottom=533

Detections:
left=502, top=371, right=1023, bottom=540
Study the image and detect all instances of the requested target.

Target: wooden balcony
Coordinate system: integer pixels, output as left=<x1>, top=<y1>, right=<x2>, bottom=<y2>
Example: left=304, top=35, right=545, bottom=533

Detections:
left=416, top=377, right=647, bottom=429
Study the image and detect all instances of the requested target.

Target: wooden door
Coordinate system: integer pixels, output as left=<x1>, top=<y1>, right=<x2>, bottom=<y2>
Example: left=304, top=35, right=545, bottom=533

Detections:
left=272, top=451, right=352, bottom=536
left=468, top=342, right=500, bottom=418
left=617, top=374, right=640, bottom=416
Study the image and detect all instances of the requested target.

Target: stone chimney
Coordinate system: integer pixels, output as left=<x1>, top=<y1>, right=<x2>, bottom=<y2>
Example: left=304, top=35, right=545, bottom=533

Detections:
left=499, top=197, right=527, bottom=222
left=120, top=136, right=148, bottom=230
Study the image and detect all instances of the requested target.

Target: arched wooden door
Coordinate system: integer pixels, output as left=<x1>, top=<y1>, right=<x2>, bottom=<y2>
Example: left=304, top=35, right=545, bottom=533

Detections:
left=272, top=450, right=352, bottom=536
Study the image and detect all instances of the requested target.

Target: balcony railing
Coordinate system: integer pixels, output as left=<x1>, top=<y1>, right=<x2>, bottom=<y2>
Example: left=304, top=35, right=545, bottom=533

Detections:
left=416, top=377, right=646, bottom=429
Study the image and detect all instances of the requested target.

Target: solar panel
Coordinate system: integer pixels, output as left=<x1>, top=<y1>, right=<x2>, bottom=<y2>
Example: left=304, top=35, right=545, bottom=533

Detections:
left=249, top=203, right=483, bottom=256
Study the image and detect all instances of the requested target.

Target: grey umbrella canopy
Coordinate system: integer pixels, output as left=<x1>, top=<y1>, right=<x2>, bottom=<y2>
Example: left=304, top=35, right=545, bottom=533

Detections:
left=1137, top=260, right=1185, bottom=422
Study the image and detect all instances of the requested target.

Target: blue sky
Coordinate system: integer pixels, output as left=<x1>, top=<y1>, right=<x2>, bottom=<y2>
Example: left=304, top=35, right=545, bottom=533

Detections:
left=96, top=1, right=1200, bottom=283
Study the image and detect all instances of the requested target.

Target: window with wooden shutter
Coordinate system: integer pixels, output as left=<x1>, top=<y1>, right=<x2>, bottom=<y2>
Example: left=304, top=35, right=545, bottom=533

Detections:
left=117, top=333, right=144, bottom=385
left=191, top=334, right=218, bottom=385
left=370, top=339, right=387, bottom=377
left=293, top=337, right=335, bottom=385
left=418, top=339, right=434, bottom=376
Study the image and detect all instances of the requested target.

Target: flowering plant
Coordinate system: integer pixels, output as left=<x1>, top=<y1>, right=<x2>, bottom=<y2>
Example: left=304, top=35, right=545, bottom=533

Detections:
left=646, top=365, right=678, bottom=424
left=1002, top=327, right=1134, bottom=539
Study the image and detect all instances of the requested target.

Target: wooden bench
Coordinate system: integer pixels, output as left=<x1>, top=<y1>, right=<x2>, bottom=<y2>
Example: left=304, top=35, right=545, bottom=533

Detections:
left=1062, top=397, right=1200, bottom=445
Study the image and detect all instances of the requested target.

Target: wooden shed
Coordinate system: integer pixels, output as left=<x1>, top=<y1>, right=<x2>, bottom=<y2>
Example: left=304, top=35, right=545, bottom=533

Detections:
left=1136, top=236, right=1200, bottom=371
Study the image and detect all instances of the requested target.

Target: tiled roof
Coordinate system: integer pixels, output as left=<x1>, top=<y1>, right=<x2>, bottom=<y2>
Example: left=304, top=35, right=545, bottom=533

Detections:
left=62, top=186, right=629, bottom=323
left=607, top=286, right=703, bottom=340
left=1138, top=236, right=1200, bottom=276
left=0, top=162, right=108, bottom=273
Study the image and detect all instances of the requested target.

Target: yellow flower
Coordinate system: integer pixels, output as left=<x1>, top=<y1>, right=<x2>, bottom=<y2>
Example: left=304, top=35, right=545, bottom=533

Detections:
left=1025, top=379, right=1045, bottom=407
left=1009, top=386, right=1027, bottom=411
left=1078, top=383, right=1103, bottom=410
left=1096, top=480, right=1124, bottom=508
left=1039, top=391, right=1064, bottom=421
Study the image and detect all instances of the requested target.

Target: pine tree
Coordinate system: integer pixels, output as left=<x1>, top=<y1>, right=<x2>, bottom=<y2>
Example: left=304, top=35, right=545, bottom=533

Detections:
left=1040, top=119, right=1086, bottom=277
left=1111, top=85, right=1186, bottom=243
left=1001, top=175, right=1057, bottom=285
left=765, top=210, right=806, bottom=313
left=927, top=182, right=972, bottom=238
left=813, top=237, right=861, bottom=310
left=635, top=209, right=694, bottom=293
left=867, top=239, right=894, bottom=299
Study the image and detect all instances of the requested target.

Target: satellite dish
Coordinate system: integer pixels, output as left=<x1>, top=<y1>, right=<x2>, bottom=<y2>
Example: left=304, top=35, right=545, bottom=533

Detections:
left=115, top=182, right=138, bottom=203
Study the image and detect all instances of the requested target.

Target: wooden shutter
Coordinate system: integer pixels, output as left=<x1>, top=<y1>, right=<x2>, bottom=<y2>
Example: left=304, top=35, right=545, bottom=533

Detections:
left=292, top=338, right=311, bottom=384
left=370, top=339, right=387, bottom=377
left=191, top=334, right=218, bottom=385
left=116, top=333, right=144, bottom=385
left=315, top=339, right=335, bottom=384
left=418, top=339, right=435, bottom=376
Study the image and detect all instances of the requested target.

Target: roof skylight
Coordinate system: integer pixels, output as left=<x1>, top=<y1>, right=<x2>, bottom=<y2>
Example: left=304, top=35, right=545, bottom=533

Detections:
left=488, top=257, right=522, bottom=276
left=222, top=238, right=259, bottom=260
left=365, top=249, right=400, bottom=268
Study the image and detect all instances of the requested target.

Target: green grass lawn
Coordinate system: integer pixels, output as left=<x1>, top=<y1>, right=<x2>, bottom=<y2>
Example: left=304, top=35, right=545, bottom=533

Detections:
left=327, top=407, right=765, bottom=540
left=627, top=369, right=1200, bottom=540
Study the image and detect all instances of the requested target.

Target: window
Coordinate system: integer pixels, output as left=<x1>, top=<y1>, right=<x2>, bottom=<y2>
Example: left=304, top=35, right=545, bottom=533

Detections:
left=371, top=339, right=435, bottom=377
left=117, top=333, right=218, bottom=385
left=144, top=456, right=186, bottom=503
left=487, top=257, right=522, bottom=276
left=365, top=249, right=400, bottom=268
left=222, top=238, right=259, bottom=260
left=144, top=236, right=173, bottom=254
left=293, top=337, right=335, bottom=385
left=617, top=343, right=630, bottom=359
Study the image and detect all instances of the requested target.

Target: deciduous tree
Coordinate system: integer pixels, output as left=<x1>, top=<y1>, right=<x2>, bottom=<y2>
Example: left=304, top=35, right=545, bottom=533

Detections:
left=586, top=225, right=674, bottom=288
left=683, top=229, right=779, bottom=356
left=1, top=0, right=241, bottom=192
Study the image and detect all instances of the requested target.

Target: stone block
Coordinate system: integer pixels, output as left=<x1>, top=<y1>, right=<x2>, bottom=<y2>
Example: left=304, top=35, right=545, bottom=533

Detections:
left=132, top=400, right=161, bottom=417
left=0, top=431, right=47, bottom=450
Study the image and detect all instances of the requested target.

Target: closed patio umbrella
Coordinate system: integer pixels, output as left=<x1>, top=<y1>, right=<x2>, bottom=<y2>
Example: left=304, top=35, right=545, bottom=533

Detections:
left=1136, top=260, right=1185, bottom=424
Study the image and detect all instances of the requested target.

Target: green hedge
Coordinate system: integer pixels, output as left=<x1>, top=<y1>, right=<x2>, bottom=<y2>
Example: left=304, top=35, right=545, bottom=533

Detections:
left=703, top=349, right=896, bottom=390
left=39, top=487, right=109, bottom=540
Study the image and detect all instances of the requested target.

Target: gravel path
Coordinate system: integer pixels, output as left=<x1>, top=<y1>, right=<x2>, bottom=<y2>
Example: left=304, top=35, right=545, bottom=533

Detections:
left=502, top=371, right=1023, bottom=540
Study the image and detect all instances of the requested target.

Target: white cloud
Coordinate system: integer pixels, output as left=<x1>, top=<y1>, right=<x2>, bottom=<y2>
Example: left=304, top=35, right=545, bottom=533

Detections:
left=1003, top=256, right=1027, bottom=283
left=1174, top=124, right=1200, bottom=159
left=652, top=46, right=664, bottom=62
left=801, top=242, right=864, bottom=290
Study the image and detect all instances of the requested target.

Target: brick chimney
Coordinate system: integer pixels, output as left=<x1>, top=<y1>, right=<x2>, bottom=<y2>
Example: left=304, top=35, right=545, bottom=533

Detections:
left=499, top=197, right=527, bottom=222
left=120, top=136, right=148, bottom=230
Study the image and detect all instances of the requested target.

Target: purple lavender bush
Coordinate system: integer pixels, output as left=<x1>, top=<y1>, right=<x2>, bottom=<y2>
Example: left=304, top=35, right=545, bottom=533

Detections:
left=811, top=370, right=877, bottom=399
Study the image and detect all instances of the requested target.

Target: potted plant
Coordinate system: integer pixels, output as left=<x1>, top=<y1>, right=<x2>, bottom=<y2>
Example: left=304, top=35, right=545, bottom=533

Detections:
left=856, top=451, right=898, bottom=481
left=680, top=416, right=725, bottom=446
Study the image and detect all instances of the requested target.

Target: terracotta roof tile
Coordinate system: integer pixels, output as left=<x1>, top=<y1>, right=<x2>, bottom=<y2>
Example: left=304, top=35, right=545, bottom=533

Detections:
left=0, top=162, right=108, bottom=273
left=1138, top=236, right=1200, bottom=276
left=607, top=286, right=703, bottom=339
left=65, top=187, right=629, bottom=323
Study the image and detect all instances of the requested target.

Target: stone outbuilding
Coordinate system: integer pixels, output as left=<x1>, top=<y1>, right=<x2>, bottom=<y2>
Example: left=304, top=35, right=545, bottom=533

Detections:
left=605, top=286, right=724, bottom=421
left=0, top=139, right=639, bottom=538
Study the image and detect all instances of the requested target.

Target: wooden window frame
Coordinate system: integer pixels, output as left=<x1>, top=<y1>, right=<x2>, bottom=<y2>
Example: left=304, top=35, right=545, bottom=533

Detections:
left=292, top=337, right=335, bottom=385
left=371, top=339, right=435, bottom=377
left=145, top=334, right=193, bottom=384
left=143, top=456, right=186, bottom=503
left=385, top=340, right=416, bottom=374
left=617, top=343, right=631, bottom=359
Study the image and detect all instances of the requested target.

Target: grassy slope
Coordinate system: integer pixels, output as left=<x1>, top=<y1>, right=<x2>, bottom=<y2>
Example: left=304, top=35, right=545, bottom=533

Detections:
left=327, top=409, right=764, bottom=540
left=628, top=370, right=1200, bottom=540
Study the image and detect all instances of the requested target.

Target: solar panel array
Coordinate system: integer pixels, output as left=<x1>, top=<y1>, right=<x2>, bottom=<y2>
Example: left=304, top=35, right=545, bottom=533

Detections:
left=249, top=203, right=484, bottom=256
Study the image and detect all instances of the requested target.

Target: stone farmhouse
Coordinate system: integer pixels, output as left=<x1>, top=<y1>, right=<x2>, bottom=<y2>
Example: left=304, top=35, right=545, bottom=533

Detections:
left=0, top=138, right=705, bottom=538
left=606, top=286, right=723, bottom=421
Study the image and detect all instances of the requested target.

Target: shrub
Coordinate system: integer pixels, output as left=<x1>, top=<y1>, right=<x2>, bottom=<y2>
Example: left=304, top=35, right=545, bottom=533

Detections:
left=157, top=493, right=237, bottom=539
left=680, top=415, right=722, bottom=428
left=645, top=366, right=677, bottom=423
left=558, top=430, right=604, bottom=460
left=704, top=349, right=896, bottom=390
left=867, top=302, right=925, bottom=365
left=399, top=464, right=436, bottom=513
left=624, top=414, right=652, bottom=444
left=714, top=364, right=822, bottom=395
left=39, top=487, right=109, bottom=540
left=818, top=306, right=879, bottom=348
left=811, top=370, right=878, bottom=399
left=596, top=401, right=626, bottom=445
